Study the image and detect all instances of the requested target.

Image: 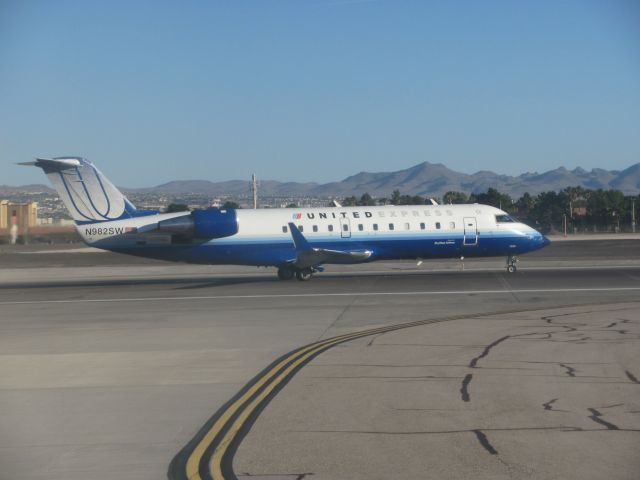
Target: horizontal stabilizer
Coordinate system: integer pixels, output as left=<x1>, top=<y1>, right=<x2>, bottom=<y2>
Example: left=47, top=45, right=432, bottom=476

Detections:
left=18, top=157, right=82, bottom=172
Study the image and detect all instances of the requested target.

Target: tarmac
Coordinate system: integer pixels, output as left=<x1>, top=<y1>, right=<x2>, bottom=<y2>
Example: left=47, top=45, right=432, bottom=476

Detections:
left=0, top=238, right=639, bottom=479
left=232, top=304, right=640, bottom=480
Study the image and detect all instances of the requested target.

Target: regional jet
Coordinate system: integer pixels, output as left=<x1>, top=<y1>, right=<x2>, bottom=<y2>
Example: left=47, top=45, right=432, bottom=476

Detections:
left=23, top=157, right=550, bottom=280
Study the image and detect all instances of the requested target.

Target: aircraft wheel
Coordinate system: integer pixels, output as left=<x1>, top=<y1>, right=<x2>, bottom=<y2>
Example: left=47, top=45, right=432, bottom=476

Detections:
left=277, top=266, right=295, bottom=280
left=507, top=264, right=517, bottom=274
left=295, top=268, right=313, bottom=281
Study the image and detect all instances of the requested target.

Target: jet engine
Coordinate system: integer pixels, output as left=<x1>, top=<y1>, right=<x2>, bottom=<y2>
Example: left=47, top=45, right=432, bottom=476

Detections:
left=157, top=208, right=238, bottom=239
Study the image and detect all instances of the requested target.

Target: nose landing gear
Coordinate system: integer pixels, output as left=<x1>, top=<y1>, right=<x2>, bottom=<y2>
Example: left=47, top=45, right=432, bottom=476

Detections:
left=506, top=255, right=518, bottom=273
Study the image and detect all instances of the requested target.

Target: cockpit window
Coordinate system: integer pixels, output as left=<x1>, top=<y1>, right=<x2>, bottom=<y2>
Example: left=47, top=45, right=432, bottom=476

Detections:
left=495, top=214, right=516, bottom=223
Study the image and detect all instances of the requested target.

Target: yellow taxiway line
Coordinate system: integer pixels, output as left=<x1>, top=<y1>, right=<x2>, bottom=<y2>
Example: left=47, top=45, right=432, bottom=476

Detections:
left=171, top=308, right=539, bottom=480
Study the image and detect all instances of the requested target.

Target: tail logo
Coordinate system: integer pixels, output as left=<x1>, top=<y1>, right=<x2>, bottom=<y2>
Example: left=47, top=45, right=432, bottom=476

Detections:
left=44, top=158, right=128, bottom=222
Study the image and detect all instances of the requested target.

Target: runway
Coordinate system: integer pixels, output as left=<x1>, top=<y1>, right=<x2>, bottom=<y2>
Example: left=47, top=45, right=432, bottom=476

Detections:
left=1, top=240, right=639, bottom=479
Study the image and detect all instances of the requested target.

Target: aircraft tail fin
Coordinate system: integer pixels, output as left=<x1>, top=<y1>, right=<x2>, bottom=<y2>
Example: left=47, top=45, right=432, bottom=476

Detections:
left=20, top=157, right=138, bottom=224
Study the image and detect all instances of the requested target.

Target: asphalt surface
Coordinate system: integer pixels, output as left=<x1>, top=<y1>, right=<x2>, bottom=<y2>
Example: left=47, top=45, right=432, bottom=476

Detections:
left=2, top=237, right=640, bottom=269
left=233, top=304, right=640, bottom=480
left=0, top=240, right=639, bottom=479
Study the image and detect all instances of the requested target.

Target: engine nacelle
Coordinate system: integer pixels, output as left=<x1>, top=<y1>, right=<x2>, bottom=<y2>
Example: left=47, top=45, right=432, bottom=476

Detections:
left=192, top=208, right=238, bottom=238
left=157, top=208, right=238, bottom=239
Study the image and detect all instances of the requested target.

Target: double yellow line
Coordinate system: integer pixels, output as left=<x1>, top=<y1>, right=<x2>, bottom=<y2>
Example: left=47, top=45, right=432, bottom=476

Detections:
left=169, top=309, right=525, bottom=480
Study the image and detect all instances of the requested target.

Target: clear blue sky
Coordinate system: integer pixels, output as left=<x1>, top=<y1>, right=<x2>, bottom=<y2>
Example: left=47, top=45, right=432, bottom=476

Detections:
left=2, top=0, right=639, bottom=187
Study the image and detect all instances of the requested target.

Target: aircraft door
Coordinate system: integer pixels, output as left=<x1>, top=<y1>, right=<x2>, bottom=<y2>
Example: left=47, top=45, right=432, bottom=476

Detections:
left=463, top=217, right=478, bottom=246
left=340, top=218, right=351, bottom=238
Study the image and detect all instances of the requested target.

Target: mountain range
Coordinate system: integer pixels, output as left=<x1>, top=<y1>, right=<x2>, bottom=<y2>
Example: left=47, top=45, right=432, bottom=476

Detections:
left=3, top=162, right=640, bottom=198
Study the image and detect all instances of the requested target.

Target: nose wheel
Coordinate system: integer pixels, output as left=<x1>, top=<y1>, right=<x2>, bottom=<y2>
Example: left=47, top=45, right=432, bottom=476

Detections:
left=506, top=255, right=518, bottom=273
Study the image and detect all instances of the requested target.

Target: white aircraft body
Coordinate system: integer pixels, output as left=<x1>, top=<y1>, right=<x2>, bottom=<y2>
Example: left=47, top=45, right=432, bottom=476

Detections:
left=23, top=157, right=550, bottom=279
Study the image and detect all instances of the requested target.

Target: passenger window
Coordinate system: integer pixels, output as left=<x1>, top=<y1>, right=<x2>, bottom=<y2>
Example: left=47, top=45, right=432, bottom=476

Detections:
left=328, top=224, right=334, bottom=232
left=358, top=224, right=363, bottom=231
left=404, top=223, right=410, bottom=230
left=343, top=224, right=349, bottom=231
left=436, top=222, right=441, bottom=229
left=313, top=225, right=318, bottom=232
left=298, top=225, right=304, bottom=232
left=389, top=223, right=395, bottom=231
left=373, top=223, right=379, bottom=231
left=282, top=226, right=288, bottom=233
left=449, top=222, right=455, bottom=229
left=420, top=222, right=425, bottom=230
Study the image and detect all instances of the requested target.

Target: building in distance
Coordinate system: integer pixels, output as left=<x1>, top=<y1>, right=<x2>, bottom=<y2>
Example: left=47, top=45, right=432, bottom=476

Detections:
left=0, top=200, right=38, bottom=230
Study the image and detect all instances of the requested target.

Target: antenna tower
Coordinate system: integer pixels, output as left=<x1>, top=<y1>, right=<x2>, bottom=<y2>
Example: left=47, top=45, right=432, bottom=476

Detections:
left=251, top=173, right=258, bottom=209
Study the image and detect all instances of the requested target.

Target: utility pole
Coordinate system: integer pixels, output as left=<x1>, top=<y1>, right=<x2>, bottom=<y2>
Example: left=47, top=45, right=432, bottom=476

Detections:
left=632, top=198, right=636, bottom=233
left=251, top=173, right=258, bottom=209
left=569, top=200, right=573, bottom=234
left=569, top=200, right=573, bottom=219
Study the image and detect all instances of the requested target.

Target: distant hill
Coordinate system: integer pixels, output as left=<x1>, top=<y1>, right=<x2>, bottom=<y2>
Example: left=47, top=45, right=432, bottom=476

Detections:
left=0, top=184, right=55, bottom=194
left=609, top=163, right=640, bottom=193
left=3, top=162, right=640, bottom=198
left=129, top=161, right=640, bottom=197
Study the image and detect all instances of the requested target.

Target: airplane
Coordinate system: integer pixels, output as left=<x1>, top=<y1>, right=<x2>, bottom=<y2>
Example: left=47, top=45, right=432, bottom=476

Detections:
left=22, top=157, right=550, bottom=280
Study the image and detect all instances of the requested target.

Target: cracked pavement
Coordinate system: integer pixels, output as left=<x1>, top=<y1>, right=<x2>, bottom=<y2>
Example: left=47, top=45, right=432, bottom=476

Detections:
left=235, top=304, right=640, bottom=480
left=3, top=243, right=640, bottom=480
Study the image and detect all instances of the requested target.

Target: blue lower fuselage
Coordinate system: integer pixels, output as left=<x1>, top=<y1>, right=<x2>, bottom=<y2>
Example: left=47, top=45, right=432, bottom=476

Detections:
left=109, top=231, right=550, bottom=267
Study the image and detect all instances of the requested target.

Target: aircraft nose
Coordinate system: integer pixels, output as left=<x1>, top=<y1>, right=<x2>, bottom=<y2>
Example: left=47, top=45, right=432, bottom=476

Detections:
left=530, top=232, right=550, bottom=249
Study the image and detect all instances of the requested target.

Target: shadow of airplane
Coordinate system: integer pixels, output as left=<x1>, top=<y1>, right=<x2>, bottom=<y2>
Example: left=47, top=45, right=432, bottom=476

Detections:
left=0, top=274, right=279, bottom=291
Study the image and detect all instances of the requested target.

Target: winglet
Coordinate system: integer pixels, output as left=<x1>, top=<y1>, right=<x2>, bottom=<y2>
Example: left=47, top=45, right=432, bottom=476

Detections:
left=288, top=222, right=311, bottom=252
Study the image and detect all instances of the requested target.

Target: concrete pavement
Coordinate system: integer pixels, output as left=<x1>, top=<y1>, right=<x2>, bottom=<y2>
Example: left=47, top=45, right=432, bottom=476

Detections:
left=1, top=241, right=639, bottom=480
left=233, top=304, right=640, bottom=480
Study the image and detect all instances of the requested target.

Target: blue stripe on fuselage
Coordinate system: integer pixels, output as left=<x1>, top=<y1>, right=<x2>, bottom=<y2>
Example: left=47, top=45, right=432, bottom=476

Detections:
left=105, top=231, right=547, bottom=267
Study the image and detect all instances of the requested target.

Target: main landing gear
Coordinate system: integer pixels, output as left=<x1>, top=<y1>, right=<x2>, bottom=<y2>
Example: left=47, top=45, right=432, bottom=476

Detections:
left=277, top=266, right=315, bottom=281
left=506, top=254, right=518, bottom=273
left=295, top=268, right=313, bottom=281
left=277, top=266, right=295, bottom=280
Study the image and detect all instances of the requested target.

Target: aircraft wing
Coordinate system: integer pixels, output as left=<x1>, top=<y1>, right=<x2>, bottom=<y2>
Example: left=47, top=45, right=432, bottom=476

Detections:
left=287, top=222, right=372, bottom=268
